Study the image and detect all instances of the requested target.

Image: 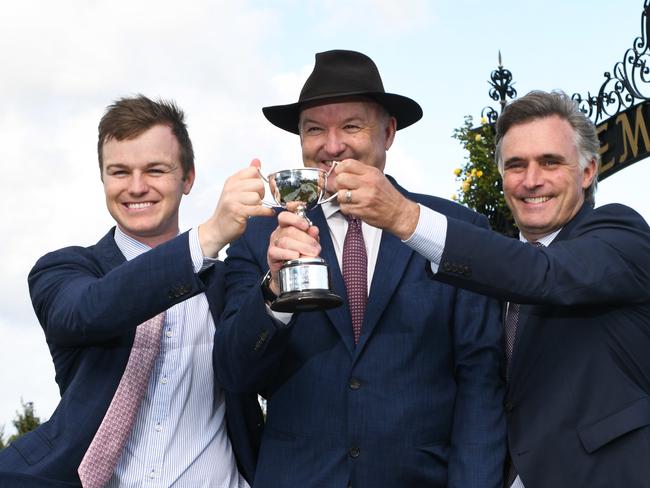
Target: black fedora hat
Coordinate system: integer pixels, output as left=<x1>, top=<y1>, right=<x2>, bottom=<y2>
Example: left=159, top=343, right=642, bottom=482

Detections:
left=263, top=50, right=423, bottom=134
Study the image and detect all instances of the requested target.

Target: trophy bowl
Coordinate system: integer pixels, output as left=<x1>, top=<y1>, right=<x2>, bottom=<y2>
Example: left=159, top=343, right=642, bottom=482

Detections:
left=261, top=166, right=343, bottom=312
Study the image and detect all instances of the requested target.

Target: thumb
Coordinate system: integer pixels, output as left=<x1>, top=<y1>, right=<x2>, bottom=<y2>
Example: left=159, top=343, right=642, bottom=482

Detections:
left=250, top=158, right=262, bottom=169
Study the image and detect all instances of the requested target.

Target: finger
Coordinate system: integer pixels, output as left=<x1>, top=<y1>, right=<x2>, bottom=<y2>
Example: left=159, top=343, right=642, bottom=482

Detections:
left=277, top=210, right=311, bottom=231
left=245, top=205, right=275, bottom=218
left=335, top=159, right=367, bottom=175
left=271, top=234, right=320, bottom=257
left=249, top=158, right=262, bottom=169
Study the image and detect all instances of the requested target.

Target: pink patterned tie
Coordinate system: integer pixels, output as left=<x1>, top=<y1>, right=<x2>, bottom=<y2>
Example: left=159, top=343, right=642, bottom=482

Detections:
left=78, top=312, right=165, bottom=487
left=342, top=215, right=367, bottom=344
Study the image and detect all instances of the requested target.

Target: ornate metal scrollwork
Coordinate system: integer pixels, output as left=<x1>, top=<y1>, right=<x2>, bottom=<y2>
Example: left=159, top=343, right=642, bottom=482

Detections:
left=482, top=51, right=517, bottom=123
left=573, top=1, right=650, bottom=123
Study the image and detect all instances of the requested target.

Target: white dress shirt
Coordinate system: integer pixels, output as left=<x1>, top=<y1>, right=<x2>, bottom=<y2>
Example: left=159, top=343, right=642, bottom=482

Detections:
left=108, top=227, right=246, bottom=488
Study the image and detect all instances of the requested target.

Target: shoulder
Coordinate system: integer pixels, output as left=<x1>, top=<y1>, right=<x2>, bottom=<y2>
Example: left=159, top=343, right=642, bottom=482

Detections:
left=568, top=203, right=650, bottom=237
left=29, top=229, right=119, bottom=284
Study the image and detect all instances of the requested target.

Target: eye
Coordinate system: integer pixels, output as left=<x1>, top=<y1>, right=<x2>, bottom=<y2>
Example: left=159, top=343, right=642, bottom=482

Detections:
left=303, top=126, right=323, bottom=135
left=540, top=158, right=561, bottom=167
left=504, top=160, right=525, bottom=171
left=107, top=169, right=128, bottom=177
left=343, top=124, right=362, bottom=132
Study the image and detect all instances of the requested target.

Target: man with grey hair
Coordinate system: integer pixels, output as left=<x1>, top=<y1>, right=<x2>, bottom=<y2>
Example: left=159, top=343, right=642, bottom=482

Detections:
left=336, top=89, right=650, bottom=487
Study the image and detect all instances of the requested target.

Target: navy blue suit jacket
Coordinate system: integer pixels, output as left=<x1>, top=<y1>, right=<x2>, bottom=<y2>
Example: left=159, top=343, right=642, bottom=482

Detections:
left=215, top=180, right=506, bottom=487
left=0, top=229, right=261, bottom=487
left=435, top=203, right=650, bottom=488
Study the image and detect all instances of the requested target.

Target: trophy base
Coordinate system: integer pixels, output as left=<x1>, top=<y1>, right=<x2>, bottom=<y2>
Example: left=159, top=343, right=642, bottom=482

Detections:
left=271, top=290, right=343, bottom=313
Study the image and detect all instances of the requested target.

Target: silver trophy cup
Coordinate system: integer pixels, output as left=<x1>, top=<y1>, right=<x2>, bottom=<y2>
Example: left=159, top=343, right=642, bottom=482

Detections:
left=261, top=166, right=343, bottom=312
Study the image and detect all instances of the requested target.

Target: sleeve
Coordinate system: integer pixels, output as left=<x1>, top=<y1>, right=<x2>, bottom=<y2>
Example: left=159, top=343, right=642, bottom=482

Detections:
left=436, top=204, right=650, bottom=305
left=213, top=228, right=294, bottom=394
left=402, top=204, right=448, bottom=273
left=28, top=232, right=207, bottom=346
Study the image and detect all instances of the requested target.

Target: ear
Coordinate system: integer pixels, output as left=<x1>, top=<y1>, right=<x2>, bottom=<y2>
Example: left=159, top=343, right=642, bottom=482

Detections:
left=183, top=167, right=196, bottom=195
left=384, top=116, right=397, bottom=151
left=581, top=157, right=597, bottom=190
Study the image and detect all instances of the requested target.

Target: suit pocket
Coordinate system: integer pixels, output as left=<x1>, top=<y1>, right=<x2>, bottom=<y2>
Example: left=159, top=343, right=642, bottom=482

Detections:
left=578, top=396, right=650, bottom=453
left=8, top=427, right=53, bottom=465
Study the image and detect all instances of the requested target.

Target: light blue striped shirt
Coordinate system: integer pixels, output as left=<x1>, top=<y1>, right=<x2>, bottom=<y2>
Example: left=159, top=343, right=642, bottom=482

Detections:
left=107, top=227, right=247, bottom=488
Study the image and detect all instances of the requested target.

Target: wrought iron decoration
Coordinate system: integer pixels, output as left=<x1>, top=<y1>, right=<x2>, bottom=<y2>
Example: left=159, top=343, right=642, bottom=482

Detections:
left=573, top=1, right=650, bottom=123
left=482, top=51, right=517, bottom=124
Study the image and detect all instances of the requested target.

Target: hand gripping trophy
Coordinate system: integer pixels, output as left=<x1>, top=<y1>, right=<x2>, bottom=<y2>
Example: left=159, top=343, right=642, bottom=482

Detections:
left=260, top=164, right=343, bottom=312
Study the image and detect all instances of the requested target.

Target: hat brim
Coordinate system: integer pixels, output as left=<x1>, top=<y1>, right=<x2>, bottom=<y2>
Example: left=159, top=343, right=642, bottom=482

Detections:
left=262, top=91, right=423, bottom=135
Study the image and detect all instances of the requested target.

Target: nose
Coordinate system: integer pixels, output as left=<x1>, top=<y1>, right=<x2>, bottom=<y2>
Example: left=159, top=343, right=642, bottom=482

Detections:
left=323, top=130, right=346, bottom=157
left=128, top=172, right=149, bottom=196
left=522, top=162, right=543, bottom=190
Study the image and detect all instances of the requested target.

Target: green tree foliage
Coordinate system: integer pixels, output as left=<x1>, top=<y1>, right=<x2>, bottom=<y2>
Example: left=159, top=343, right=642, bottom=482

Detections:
left=0, top=399, right=42, bottom=449
left=452, top=115, right=517, bottom=237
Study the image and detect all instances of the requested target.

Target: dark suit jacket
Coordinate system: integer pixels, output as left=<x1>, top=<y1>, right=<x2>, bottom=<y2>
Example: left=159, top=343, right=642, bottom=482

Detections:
left=435, top=203, right=650, bottom=488
left=0, top=229, right=261, bottom=486
left=214, top=180, right=506, bottom=487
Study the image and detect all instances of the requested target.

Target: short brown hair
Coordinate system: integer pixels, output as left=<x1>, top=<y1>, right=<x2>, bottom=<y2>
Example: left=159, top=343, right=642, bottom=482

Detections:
left=97, top=95, right=194, bottom=178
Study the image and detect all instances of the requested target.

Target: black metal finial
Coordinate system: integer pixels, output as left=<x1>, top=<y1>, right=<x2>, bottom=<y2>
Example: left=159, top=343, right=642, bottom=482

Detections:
left=481, top=51, right=517, bottom=124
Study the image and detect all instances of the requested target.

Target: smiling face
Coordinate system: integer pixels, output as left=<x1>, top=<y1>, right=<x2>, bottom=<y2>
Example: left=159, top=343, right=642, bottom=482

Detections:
left=501, top=115, right=596, bottom=241
left=298, top=98, right=396, bottom=177
left=101, top=124, right=195, bottom=248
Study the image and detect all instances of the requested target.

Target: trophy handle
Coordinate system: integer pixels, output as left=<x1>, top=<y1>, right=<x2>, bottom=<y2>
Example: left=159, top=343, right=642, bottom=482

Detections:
left=257, top=167, right=283, bottom=209
left=317, top=161, right=340, bottom=205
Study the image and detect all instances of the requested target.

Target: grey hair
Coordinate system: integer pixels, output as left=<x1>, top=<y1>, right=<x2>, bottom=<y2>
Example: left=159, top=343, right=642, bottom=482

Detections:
left=495, top=90, right=599, bottom=207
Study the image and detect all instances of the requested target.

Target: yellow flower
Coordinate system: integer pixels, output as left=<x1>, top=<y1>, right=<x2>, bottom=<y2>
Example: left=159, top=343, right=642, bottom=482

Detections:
left=453, top=168, right=462, bottom=176
left=470, top=168, right=477, bottom=176
left=451, top=194, right=458, bottom=201
left=461, top=181, right=470, bottom=192
left=474, top=134, right=482, bottom=142
left=481, top=116, right=488, bottom=125
left=476, top=170, right=483, bottom=178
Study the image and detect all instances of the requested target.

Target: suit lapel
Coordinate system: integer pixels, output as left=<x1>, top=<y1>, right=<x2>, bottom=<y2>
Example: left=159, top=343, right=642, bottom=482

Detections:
left=508, top=209, right=589, bottom=395
left=355, top=229, right=413, bottom=355
left=308, top=207, right=356, bottom=356
left=508, top=305, right=549, bottom=397
left=95, top=228, right=127, bottom=272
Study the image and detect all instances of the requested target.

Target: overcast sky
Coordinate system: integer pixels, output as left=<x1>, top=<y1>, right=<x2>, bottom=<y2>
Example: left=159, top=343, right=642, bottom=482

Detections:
left=2, top=0, right=649, bottom=434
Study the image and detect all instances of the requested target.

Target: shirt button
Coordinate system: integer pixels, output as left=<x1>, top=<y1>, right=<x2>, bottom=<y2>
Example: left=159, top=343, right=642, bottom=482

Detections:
left=349, top=447, right=360, bottom=458
left=349, top=377, right=361, bottom=390
left=155, top=423, right=162, bottom=432
left=165, top=329, right=173, bottom=338
left=161, top=376, right=168, bottom=384
left=149, top=470, right=156, bottom=479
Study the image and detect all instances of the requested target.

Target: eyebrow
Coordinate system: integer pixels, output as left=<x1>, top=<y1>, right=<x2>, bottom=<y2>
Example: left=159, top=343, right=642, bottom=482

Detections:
left=504, top=153, right=567, bottom=165
left=104, top=161, right=174, bottom=170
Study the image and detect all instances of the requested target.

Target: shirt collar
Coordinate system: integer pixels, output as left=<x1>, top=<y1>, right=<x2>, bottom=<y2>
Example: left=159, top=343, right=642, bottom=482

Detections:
left=519, top=227, right=562, bottom=247
left=114, top=226, right=152, bottom=261
left=321, top=200, right=342, bottom=220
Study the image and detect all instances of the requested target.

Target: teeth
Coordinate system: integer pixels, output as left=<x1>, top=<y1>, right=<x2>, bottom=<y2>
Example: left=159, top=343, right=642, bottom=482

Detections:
left=524, top=196, right=550, bottom=204
left=127, top=202, right=153, bottom=209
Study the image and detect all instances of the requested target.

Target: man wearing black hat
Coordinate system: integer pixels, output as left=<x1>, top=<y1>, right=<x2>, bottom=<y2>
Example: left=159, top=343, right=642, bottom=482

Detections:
left=214, top=50, right=506, bottom=487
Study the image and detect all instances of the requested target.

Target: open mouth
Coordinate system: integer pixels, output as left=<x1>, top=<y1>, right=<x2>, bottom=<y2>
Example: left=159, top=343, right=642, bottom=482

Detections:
left=124, top=202, right=155, bottom=209
left=523, top=196, right=551, bottom=204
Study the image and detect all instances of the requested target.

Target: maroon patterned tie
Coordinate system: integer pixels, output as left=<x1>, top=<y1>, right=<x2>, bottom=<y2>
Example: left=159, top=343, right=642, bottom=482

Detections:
left=342, top=215, right=367, bottom=344
left=78, top=312, right=165, bottom=487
